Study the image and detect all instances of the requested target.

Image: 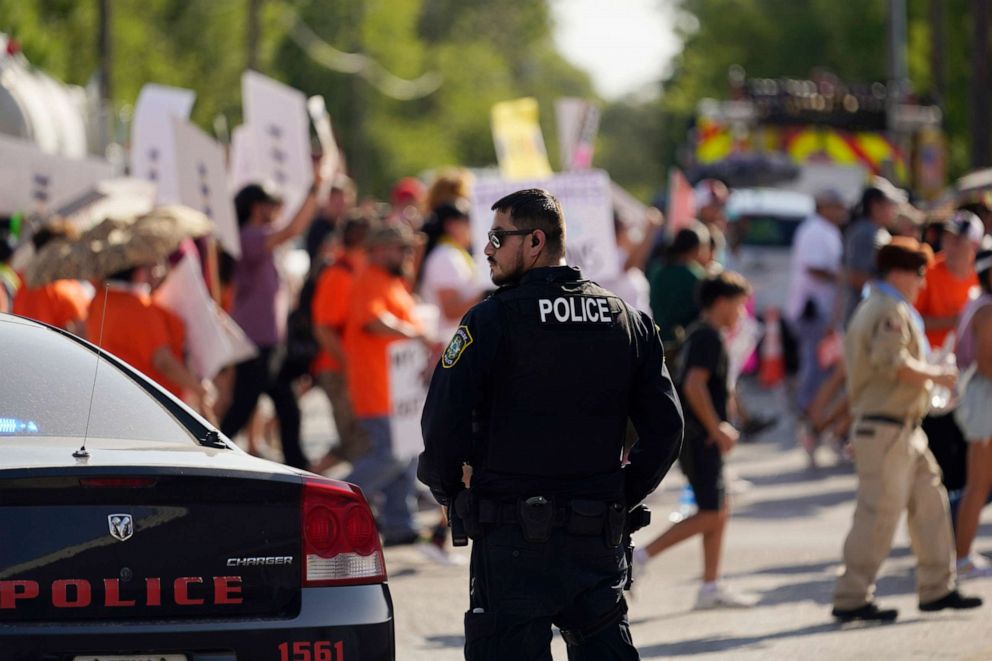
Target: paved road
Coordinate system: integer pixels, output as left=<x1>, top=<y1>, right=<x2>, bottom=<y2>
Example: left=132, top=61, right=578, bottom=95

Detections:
left=293, top=382, right=992, bottom=660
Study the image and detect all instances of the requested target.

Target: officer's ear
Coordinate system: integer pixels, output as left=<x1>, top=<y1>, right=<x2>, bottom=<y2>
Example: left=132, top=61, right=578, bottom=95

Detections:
left=531, top=233, right=539, bottom=248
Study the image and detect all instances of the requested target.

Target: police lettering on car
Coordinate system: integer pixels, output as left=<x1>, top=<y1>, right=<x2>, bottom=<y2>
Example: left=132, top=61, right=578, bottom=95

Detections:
left=419, top=188, right=683, bottom=660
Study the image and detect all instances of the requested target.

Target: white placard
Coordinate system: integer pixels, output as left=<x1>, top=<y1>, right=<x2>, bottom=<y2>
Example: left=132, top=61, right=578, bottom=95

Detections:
left=228, top=124, right=258, bottom=194
left=130, top=84, right=195, bottom=204
left=242, top=71, right=313, bottom=226
left=172, top=119, right=241, bottom=258
left=0, top=135, right=115, bottom=215
left=388, top=339, right=431, bottom=462
left=469, top=169, right=618, bottom=286
left=307, top=95, right=341, bottom=189
left=153, top=254, right=257, bottom=380
left=555, top=98, right=600, bottom=171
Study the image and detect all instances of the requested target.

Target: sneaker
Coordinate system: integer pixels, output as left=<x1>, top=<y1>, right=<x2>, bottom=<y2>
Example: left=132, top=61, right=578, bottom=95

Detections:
left=919, top=590, right=983, bottom=612
left=832, top=602, right=899, bottom=623
left=957, top=554, right=992, bottom=579
left=417, top=542, right=467, bottom=566
left=694, top=584, right=757, bottom=610
left=741, top=416, right=776, bottom=439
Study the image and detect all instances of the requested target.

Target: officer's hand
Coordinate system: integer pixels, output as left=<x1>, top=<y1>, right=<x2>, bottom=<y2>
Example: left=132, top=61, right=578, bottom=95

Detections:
left=712, top=422, right=739, bottom=455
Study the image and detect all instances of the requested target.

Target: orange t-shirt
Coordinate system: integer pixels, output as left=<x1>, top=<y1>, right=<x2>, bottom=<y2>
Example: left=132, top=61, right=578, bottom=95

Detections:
left=344, top=265, right=421, bottom=418
left=915, top=254, right=979, bottom=348
left=86, top=288, right=186, bottom=397
left=12, top=274, right=89, bottom=330
left=311, top=256, right=362, bottom=374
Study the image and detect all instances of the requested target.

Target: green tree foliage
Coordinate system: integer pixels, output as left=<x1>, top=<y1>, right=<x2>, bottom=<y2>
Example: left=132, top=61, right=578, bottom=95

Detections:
left=595, top=0, right=977, bottom=198
left=0, top=0, right=593, bottom=198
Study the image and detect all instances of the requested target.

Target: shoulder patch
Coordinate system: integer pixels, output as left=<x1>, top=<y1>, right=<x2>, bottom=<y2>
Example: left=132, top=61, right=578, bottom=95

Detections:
left=442, top=325, right=473, bottom=368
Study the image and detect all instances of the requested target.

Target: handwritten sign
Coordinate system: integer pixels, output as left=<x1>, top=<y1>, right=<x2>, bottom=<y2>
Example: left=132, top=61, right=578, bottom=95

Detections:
left=388, top=339, right=431, bottom=462
left=242, top=71, right=313, bottom=227
left=173, top=119, right=240, bottom=257
left=130, top=84, right=196, bottom=204
left=0, top=135, right=114, bottom=216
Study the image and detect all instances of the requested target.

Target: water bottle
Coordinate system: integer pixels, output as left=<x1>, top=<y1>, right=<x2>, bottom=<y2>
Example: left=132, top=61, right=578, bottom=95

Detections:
left=669, top=484, right=697, bottom=523
left=930, top=333, right=956, bottom=413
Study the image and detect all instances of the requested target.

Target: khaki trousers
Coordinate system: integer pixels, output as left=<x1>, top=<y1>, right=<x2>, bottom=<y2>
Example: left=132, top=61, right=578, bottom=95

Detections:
left=833, top=419, right=956, bottom=609
left=316, top=370, right=370, bottom=462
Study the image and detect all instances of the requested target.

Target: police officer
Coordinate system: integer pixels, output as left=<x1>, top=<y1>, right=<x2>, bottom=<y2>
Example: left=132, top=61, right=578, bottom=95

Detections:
left=419, top=188, right=684, bottom=659
left=832, top=236, right=982, bottom=622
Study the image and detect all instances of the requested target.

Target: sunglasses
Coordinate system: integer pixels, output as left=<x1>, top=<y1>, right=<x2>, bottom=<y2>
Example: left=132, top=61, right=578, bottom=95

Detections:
left=487, top=228, right=533, bottom=249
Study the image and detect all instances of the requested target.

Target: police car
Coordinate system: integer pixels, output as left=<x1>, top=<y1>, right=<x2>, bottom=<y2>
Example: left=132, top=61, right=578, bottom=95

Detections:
left=0, top=314, right=394, bottom=660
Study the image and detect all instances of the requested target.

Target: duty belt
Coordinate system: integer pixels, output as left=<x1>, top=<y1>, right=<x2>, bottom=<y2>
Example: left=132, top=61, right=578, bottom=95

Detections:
left=453, top=492, right=626, bottom=545
left=861, top=414, right=922, bottom=428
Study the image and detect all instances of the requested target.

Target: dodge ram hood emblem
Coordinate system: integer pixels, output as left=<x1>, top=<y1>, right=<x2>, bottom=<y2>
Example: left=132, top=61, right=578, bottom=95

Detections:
left=108, top=513, right=134, bottom=542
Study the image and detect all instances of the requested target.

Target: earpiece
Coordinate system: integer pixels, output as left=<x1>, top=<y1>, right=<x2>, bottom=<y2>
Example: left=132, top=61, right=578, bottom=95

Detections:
left=531, top=235, right=539, bottom=247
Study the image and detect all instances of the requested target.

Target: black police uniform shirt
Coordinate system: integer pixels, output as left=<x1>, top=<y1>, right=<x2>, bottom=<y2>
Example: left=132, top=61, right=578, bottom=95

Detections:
left=677, top=321, right=729, bottom=442
left=418, top=265, right=684, bottom=508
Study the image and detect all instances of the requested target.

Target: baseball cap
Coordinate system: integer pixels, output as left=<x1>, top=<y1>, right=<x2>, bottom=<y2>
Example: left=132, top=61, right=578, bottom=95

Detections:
left=391, top=177, right=425, bottom=208
left=693, top=179, right=730, bottom=208
left=869, top=176, right=909, bottom=204
left=944, top=210, right=985, bottom=245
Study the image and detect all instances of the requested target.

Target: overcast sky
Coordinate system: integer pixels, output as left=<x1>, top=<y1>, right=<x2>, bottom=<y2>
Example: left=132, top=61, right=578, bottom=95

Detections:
left=549, top=0, right=682, bottom=100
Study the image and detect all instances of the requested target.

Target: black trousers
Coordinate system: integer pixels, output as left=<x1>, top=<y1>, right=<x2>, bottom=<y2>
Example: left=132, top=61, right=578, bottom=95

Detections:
left=464, top=524, right=638, bottom=660
left=220, top=346, right=305, bottom=469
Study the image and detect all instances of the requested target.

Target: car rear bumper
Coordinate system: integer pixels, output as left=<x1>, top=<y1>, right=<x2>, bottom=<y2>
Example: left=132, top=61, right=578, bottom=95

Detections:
left=0, top=584, right=394, bottom=661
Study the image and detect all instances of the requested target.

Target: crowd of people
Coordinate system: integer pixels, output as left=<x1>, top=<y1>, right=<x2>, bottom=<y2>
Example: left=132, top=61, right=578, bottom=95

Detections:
left=3, top=157, right=992, bottom=611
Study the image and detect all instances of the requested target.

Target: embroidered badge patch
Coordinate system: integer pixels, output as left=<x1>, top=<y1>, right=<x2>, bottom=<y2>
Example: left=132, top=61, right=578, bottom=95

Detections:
left=442, top=325, right=473, bottom=368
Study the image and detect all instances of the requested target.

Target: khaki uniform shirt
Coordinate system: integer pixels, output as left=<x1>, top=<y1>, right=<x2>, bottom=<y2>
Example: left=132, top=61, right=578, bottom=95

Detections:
left=844, top=288, right=930, bottom=420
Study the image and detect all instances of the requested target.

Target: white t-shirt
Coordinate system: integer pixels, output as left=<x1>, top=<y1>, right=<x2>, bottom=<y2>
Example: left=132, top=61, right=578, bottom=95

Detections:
left=785, top=213, right=843, bottom=323
left=420, top=242, right=482, bottom=342
left=598, top=249, right=652, bottom=318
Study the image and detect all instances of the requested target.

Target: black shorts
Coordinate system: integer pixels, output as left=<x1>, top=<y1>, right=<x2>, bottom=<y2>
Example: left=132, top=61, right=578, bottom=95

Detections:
left=679, top=433, right=725, bottom=511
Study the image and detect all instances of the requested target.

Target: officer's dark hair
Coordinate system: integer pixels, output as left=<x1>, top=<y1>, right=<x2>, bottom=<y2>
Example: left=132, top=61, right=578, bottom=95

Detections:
left=491, top=188, right=565, bottom=258
left=697, top=270, right=751, bottom=309
left=339, top=212, right=373, bottom=249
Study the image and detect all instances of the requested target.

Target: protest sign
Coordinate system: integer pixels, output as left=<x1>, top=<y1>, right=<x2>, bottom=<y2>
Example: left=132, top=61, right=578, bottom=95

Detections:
left=491, top=97, right=552, bottom=180
left=154, top=253, right=256, bottom=380
left=0, top=135, right=114, bottom=216
left=307, top=95, right=341, bottom=190
left=130, top=84, right=196, bottom=204
left=242, top=71, right=313, bottom=226
left=555, top=98, right=600, bottom=171
left=388, top=339, right=431, bottom=462
left=469, top=169, right=618, bottom=285
left=667, top=168, right=697, bottom=234
left=173, top=119, right=241, bottom=257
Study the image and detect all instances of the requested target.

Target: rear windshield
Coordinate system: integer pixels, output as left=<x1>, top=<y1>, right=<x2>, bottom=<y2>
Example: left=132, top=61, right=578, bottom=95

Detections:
left=0, top=317, right=195, bottom=443
left=736, top=215, right=804, bottom=248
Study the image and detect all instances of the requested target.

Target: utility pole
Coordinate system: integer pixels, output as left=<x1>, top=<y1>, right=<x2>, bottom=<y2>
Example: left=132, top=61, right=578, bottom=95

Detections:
left=971, top=0, right=992, bottom=167
left=247, top=0, right=261, bottom=71
left=930, top=0, right=945, bottom=107
left=97, top=0, right=112, bottom=151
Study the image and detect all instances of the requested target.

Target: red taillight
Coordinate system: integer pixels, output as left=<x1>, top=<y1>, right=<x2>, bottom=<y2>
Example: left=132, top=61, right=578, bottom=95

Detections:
left=79, top=478, right=157, bottom=488
left=301, top=477, right=386, bottom=587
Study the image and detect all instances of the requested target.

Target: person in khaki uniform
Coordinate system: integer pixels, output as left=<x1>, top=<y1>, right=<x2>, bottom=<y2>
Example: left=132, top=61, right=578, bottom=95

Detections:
left=832, top=237, right=983, bottom=623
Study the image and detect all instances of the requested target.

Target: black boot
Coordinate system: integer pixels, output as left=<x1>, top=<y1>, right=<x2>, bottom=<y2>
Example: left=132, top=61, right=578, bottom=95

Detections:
left=919, top=590, right=983, bottom=612
left=831, top=602, right=899, bottom=623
